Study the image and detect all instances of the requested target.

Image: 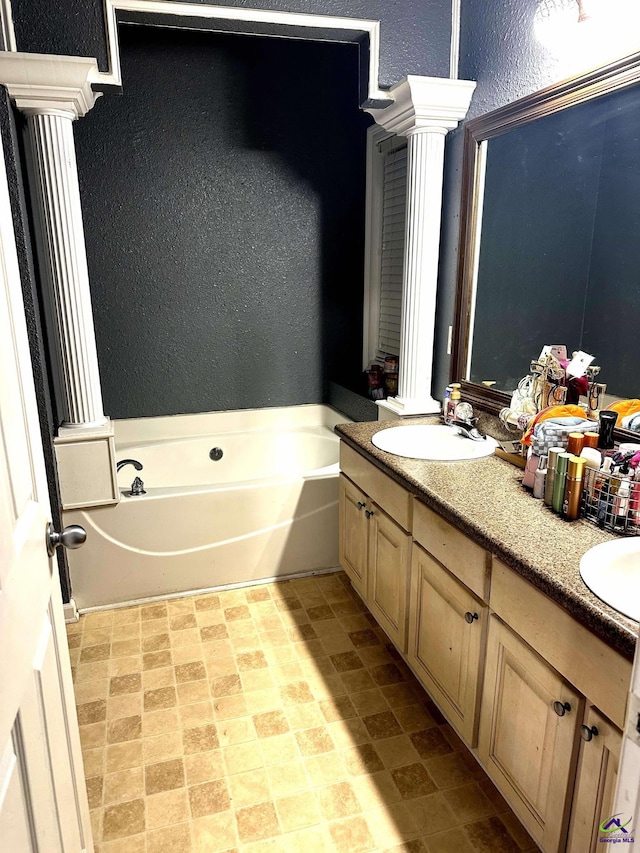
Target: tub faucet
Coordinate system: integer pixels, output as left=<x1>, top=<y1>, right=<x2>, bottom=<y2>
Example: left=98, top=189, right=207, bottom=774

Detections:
left=117, top=458, right=143, bottom=473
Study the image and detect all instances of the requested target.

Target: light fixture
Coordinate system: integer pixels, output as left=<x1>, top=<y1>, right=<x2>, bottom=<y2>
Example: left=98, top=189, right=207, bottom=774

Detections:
left=534, top=0, right=640, bottom=70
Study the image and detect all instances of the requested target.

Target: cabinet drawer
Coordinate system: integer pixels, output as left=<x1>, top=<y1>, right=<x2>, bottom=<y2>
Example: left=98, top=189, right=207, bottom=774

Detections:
left=491, top=558, right=631, bottom=730
left=340, top=443, right=412, bottom=531
left=413, top=500, right=490, bottom=600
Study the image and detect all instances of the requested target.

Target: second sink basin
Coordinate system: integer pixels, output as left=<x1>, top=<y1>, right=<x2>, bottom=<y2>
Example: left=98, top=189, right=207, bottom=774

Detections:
left=371, top=424, right=498, bottom=461
left=580, top=538, right=640, bottom=622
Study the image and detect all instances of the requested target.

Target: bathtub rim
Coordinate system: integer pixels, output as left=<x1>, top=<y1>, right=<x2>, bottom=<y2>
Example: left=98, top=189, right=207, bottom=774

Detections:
left=75, top=565, right=343, bottom=615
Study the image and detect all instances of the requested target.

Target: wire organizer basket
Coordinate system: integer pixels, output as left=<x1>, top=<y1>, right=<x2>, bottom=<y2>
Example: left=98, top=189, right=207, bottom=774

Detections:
left=580, top=467, right=640, bottom=536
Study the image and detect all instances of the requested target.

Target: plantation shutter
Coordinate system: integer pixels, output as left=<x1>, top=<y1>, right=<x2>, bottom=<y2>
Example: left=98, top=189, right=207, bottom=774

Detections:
left=377, top=143, right=407, bottom=363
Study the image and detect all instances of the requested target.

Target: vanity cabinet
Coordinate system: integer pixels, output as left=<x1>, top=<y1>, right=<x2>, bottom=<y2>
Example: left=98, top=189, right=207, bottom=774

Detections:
left=338, top=445, right=412, bottom=651
left=478, top=616, right=582, bottom=852
left=338, top=440, right=631, bottom=853
left=566, top=707, right=622, bottom=853
left=408, top=542, right=488, bottom=744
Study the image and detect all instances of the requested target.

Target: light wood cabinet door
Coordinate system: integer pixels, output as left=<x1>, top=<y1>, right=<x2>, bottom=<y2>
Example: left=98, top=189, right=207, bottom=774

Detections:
left=566, top=707, right=622, bottom=853
left=407, top=544, right=487, bottom=744
left=478, top=616, right=582, bottom=853
left=338, top=474, right=369, bottom=597
left=367, top=505, right=411, bottom=652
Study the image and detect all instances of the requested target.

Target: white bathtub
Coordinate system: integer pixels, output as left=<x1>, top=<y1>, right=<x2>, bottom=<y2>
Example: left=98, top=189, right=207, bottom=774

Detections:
left=64, top=405, right=349, bottom=609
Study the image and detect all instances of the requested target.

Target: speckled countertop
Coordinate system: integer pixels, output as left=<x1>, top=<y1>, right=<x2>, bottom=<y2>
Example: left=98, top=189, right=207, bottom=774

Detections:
left=336, top=417, right=639, bottom=661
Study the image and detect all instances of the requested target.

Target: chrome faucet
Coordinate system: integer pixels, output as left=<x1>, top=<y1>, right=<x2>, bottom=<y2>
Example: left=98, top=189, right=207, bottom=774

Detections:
left=449, top=418, right=487, bottom=442
left=117, top=458, right=143, bottom=473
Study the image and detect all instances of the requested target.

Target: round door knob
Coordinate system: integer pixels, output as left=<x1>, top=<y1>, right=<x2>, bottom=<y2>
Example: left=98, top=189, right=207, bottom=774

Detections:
left=357, top=501, right=366, bottom=510
left=553, top=700, right=572, bottom=717
left=46, top=522, right=87, bottom=557
left=580, top=724, right=599, bottom=742
left=464, top=612, right=479, bottom=624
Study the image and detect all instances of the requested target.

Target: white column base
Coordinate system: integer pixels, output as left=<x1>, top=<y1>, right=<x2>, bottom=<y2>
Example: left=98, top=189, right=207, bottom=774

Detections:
left=63, top=599, right=79, bottom=623
left=54, top=419, right=119, bottom=510
left=376, top=395, right=442, bottom=420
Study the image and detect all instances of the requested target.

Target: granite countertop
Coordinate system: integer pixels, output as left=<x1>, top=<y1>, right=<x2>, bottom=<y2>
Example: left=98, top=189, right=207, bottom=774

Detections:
left=336, top=417, right=639, bottom=660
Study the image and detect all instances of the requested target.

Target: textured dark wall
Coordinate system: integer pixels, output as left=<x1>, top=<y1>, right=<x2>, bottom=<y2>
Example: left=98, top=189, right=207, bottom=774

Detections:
left=74, top=26, right=371, bottom=418
left=13, top=0, right=453, bottom=86
left=0, top=90, right=71, bottom=600
left=435, top=0, right=592, bottom=395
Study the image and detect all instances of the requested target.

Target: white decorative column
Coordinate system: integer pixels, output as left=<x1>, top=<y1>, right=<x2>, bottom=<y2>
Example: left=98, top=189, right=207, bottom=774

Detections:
left=0, top=54, right=118, bottom=509
left=0, top=54, right=104, bottom=428
left=368, top=76, right=476, bottom=416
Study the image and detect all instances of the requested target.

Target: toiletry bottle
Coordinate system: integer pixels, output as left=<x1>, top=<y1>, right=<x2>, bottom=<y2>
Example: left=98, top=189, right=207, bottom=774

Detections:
left=598, top=410, right=617, bottom=450
left=613, top=477, right=631, bottom=529
left=580, top=447, right=602, bottom=511
left=533, top=455, right=547, bottom=499
left=552, top=452, right=571, bottom=513
left=630, top=468, right=640, bottom=526
left=597, top=458, right=613, bottom=528
left=583, top=432, right=600, bottom=449
left=563, top=456, right=586, bottom=520
left=445, top=384, right=461, bottom=423
left=544, top=447, right=565, bottom=507
left=567, top=432, right=585, bottom=456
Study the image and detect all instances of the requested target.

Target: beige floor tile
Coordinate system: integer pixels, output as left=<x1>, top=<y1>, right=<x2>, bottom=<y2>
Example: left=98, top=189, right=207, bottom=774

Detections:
left=276, top=790, right=322, bottom=832
left=102, top=798, right=145, bottom=841
left=286, top=702, right=324, bottom=731
left=177, top=680, right=211, bottom=706
left=188, top=778, right=231, bottom=817
left=260, top=732, right=299, bottom=766
left=213, top=694, right=249, bottom=720
left=364, top=803, right=419, bottom=847
left=317, top=780, right=362, bottom=821
left=106, top=693, right=142, bottom=721
left=217, top=715, right=256, bottom=746
left=146, top=821, right=192, bottom=853
left=266, top=761, right=308, bottom=798
left=74, top=679, right=110, bottom=704
left=144, top=757, right=185, bottom=795
left=242, top=688, right=280, bottom=714
left=180, top=700, right=214, bottom=728
left=191, top=810, right=236, bottom=852
left=146, top=787, right=190, bottom=829
left=303, top=752, right=346, bottom=788
left=76, top=661, right=110, bottom=683
left=241, top=668, right=274, bottom=692
left=206, top=657, right=238, bottom=678
left=410, top=791, right=458, bottom=836
left=82, top=747, right=106, bottom=778
left=142, top=707, right=180, bottom=737
left=171, top=642, right=204, bottom=665
left=80, top=722, right=107, bottom=750
left=143, top=730, right=184, bottom=764
left=235, top=801, right=281, bottom=844
left=375, top=735, right=421, bottom=770
left=99, top=832, right=146, bottom=853
left=223, top=742, right=264, bottom=775
left=142, top=666, right=175, bottom=690
left=227, top=768, right=271, bottom=807
left=184, top=750, right=226, bottom=785
left=328, top=815, right=376, bottom=852
left=103, top=767, right=145, bottom=805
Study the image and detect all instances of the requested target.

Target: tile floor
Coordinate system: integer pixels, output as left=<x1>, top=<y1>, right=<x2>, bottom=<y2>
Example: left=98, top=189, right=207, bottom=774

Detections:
left=66, top=570, right=537, bottom=852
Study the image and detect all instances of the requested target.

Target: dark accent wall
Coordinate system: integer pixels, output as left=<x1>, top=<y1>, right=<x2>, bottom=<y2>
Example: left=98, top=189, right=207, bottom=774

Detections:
left=12, top=0, right=453, bottom=86
left=74, top=26, right=371, bottom=418
left=0, top=90, right=71, bottom=600
left=435, top=0, right=583, bottom=397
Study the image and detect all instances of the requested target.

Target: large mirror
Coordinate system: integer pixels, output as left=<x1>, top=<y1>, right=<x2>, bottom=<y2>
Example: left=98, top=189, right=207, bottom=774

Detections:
left=452, top=51, right=640, bottom=434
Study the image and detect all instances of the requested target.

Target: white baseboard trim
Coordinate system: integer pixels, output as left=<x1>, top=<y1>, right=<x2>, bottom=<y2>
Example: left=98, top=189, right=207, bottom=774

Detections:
left=77, top=566, right=343, bottom=614
left=64, top=598, right=79, bottom=623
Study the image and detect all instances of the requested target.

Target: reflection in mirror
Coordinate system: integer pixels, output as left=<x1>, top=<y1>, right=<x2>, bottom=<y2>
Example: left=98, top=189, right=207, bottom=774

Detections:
left=453, top=52, right=640, bottom=440
left=469, top=82, right=640, bottom=399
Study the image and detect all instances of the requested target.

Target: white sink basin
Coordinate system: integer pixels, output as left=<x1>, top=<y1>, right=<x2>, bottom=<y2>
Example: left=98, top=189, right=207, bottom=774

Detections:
left=371, top=424, right=498, bottom=461
left=580, top=538, right=640, bottom=621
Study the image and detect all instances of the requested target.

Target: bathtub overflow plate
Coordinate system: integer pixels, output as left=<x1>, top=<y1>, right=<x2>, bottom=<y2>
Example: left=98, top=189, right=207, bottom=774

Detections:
left=209, top=447, right=223, bottom=461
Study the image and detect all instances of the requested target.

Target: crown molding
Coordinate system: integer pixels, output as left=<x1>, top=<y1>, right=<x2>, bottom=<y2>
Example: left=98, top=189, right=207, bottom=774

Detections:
left=367, top=75, right=476, bottom=135
left=0, top=52, right=100, bottom=118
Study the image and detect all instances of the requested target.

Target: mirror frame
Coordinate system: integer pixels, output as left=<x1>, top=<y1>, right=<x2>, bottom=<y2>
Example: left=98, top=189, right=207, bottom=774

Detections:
left=451, top=49, right=640, bottom=440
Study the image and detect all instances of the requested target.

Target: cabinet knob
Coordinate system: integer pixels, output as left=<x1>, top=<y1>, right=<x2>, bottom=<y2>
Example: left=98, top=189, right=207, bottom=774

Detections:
left=365, top=509, right=375, bottom=518
left=580, top=724, right=599, bottom=742
left=553, top=700, right=572, bottom=717
left=464, top=611, right=479, bottom=624
left=357, top=501, right=366, bottom=510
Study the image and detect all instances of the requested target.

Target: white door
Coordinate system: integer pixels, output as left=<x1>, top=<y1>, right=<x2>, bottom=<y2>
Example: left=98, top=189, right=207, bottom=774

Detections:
left=0, top=127, right=92, bottom=848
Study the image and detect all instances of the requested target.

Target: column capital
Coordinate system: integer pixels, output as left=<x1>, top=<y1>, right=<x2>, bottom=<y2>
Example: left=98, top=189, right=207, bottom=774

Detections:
left=366, top=75, right=476, bottom=136
left=0, top=52, right=100, bottom=119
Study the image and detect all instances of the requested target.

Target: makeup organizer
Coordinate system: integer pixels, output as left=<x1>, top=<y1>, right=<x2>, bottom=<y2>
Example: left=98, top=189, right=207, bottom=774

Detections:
left=580, top=467, right=640, bottom=536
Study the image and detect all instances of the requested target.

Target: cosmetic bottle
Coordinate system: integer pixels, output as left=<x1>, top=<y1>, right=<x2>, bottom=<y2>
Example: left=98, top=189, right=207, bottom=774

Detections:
left=598, top=410, right=617, bottom=450
left=613, top=477, right=631, bottom=528
left=580, top=447, right=602, bottom=504
left=597, top=458, right=614, bottom=528
left=533, top=455, right=547, bottom=499
left=552, top=452, right=571, bottom=514
left=544, top=447, right=565, bottom=507
left=563, top=456, right=586, bottom=520
left=583, top=432, right=600, bottom=449
left=630, top=468, right=640, bottom=526
left=567, top=432, right=585, bottom=456
left=445, top=384, right=461, bottom=423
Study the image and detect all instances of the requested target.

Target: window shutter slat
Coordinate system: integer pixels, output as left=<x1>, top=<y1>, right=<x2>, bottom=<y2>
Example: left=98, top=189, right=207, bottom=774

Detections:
left=376, top=145, right=407, bottom=362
